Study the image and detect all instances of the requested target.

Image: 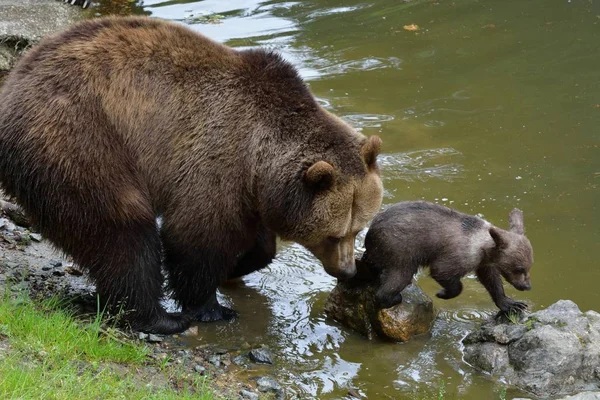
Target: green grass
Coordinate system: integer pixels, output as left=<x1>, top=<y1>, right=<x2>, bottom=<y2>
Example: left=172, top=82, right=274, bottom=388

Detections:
left=0, top=292, right=214, bottom=399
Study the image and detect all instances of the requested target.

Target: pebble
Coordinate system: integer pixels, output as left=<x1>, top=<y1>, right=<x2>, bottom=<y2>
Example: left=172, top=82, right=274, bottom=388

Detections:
left=232, top=355, right=248, bottom=366
left=249, top=347, right=273, bottom=364
left=147, top=334, right=164, bottom=343
left=138, top=332, right=149, bottom=341
left=181, top=325, right=198, bottom=336
left=257, top=376, right=282, bottom=392
left=194, top=364, right=206, bottom=374
left=239, top=389, right=259, bottom=400
left=52, top=270, right=65, bottom=277
left=30, top=233, right=42, bottom=242
left=208, top=355, right=221, bottom=367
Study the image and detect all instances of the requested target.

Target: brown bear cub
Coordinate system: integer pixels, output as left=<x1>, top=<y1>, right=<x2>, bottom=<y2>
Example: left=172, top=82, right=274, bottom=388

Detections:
left=361, top=201, right=533, bottom=313
left=0, top=17, right=383, bottom=334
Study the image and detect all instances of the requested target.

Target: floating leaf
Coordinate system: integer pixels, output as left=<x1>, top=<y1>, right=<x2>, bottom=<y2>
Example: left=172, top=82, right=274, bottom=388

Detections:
left=403, top=24, right=419, bottom=31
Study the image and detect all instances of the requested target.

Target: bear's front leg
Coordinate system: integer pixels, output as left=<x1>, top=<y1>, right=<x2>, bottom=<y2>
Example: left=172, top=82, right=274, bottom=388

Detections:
left=183, top=291, right=238, bottom=322
left=228, top=227, right=276, bottom=280
left=476, top=267, right=528, bottom=313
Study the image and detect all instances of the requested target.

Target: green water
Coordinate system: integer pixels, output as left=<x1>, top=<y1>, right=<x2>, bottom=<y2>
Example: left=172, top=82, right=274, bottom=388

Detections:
left=75, top=0, right=600, bottom=398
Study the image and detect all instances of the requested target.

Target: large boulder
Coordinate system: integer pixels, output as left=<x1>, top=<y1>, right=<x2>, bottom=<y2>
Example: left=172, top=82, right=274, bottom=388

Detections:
left=463, top=300, right=600, bottom=397
left=324, top=260, right=436, bottom=342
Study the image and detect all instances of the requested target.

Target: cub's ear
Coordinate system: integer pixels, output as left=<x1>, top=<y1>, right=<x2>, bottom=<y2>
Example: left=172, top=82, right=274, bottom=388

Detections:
left=304, top=161, right=335, bottom=191
left=509, top=208, right=525, bottom=235
left=361, top=135, right=382, bottom=169
left=489, top=227, right=509, bottom=250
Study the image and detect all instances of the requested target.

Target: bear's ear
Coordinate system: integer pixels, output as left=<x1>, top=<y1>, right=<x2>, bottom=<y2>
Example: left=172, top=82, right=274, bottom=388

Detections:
left=304, top=161, right=335, bottom=191
left=509, top=208, right=525, bottom=235
left=361, top=135, right=382, bottom=169
left=489, top=227, right=509, bottom=250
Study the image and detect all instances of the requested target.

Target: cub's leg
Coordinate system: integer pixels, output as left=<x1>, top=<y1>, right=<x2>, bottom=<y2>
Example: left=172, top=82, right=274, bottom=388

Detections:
left=362, top=248, right=416, bottom=309
left=476, top=267, right=528, bottom=313
left=160, top=220, right=236, bottom=322
left=228, top=228, right=276, bottom=280
left=429, top=260, right=464, bottom=300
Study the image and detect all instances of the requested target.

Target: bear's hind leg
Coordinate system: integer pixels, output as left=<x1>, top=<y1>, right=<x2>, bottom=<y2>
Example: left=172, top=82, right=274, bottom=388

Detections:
left=85, top=217, right=190, bottom=334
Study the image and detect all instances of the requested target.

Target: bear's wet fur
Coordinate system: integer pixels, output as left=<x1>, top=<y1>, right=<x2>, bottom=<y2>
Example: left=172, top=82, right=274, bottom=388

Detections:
left=0, top=17, right=383, bottom=334
left=361, top=201, right=533, bottom=313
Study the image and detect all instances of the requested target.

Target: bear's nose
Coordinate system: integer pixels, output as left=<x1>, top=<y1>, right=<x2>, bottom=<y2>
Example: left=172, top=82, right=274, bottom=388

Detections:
left=334, top=262, right=357, bottom=281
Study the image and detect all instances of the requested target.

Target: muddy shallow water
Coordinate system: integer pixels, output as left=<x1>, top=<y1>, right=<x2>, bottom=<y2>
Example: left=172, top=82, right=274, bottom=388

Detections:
left=13, top=0, right=600, bottom=398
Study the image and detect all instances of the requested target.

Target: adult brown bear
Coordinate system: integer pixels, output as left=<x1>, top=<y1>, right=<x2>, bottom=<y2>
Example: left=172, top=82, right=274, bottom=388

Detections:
left=0, top=17, right=383, bottom=334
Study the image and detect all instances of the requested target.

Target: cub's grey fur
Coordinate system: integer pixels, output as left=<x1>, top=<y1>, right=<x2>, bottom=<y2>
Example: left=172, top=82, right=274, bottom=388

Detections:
left=362, top=201, right=533, bottom=313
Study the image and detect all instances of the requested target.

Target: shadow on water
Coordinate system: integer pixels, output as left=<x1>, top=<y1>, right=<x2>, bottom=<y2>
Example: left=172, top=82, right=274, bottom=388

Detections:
left=88, top=0, right=600, bottom=398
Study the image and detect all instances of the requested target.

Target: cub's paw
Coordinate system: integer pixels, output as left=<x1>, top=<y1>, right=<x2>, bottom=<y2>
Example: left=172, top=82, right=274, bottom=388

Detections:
left=498, top=298, right=529, bottom=314
left=375, top=291, right=403, bottom=310
left=436, top=288, right=458, bottom=300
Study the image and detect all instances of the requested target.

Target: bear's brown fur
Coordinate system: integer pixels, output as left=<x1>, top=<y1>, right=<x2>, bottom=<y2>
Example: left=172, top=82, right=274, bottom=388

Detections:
left=0, top=17, right=383, bottom=334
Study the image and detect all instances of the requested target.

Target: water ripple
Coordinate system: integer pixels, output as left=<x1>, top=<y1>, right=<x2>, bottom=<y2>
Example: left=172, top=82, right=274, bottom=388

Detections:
left=378, top=148, right=463, bottom=182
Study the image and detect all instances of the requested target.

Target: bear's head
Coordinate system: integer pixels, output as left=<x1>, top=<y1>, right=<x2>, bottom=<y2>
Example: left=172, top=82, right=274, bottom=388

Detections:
left=489, top=208, right=533, bottom=291
left=261, top=113, right=383, bottom=280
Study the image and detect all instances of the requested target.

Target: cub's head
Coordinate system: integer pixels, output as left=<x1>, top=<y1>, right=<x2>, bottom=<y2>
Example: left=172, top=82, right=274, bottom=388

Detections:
left=264, top=132, right=383, bottom=280
left=489, top=209, right=533, bottom=291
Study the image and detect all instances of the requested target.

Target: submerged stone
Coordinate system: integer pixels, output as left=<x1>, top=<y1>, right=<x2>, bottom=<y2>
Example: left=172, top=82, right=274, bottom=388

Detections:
left=324, top=260, right=436, bottom=342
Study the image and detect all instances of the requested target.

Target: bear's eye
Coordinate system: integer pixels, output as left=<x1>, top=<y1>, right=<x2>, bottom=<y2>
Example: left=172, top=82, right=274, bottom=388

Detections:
left=515, top=267, right=526, bottom=274
left=327, top=236, right=342, bottom=244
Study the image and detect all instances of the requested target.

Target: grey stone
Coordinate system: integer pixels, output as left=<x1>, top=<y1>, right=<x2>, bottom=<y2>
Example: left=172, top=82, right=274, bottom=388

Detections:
left=193, top=364, right=205, bottom=374
left=0, top=0, right=82, bottom=72
left=138, top=332, right=148, bottom=340
left=147, top=334, right=164, bottom=343
left=257, top=376, right=282, bottom=392
left=249, top=347, right=273, bottom=364
left=30, top=233, right=42, bottom=242
left=239, top=389, right=259, bottom=400
left=208, top=355, right=221, bottom=367
left=463, top=300, right=600, bottom=397
left=557, top=393, right=600, bottom=400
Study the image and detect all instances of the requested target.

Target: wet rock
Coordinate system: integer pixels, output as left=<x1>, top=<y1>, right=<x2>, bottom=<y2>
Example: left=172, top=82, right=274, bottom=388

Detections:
left=0, top=200, right=31, bottom=228
left=0, top=217, right=16, bottom=232
left=147, top=334, right=164, bottom=343
left=463, top=300, right=600, bottom=397
left=52, top=270, right=65, bottom=277
left=232, top=354, right=248, bottom=367
left=30, top=233, right=42, bottom=242
left=208, top=355, right=221, bottom=367
left=256, top=376, right=283, bottom=398
left=180, top=325, right=198, bottom=337
left=239, top=389, right=259, bottom=400
left=138, top=332, right=149, bottom=341
left=557, top=393, right=600, bottom=400
left=324, top=261, right=436, bottom=341
left=0, top=0, right=83, bottom=70
left=249, top=347, right=273, bottom=364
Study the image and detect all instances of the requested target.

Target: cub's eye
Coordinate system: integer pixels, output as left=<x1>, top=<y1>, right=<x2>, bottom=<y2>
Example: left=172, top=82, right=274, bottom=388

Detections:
left=327, top=236, right=342, bottom=244
left=515, top=267, right=526, bottom=274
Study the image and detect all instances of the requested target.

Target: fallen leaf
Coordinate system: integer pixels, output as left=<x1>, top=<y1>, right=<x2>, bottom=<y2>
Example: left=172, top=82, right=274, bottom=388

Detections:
left=482, top=24, right=496, bottom=29
left=403, top=24, right=419, bottom=31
